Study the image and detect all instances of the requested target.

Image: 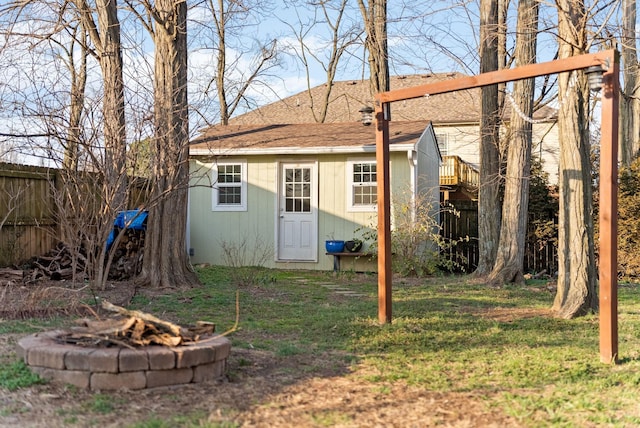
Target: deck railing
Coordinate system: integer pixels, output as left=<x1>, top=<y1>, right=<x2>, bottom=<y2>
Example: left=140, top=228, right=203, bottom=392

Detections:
left=439, top=155, right=479, bottom=188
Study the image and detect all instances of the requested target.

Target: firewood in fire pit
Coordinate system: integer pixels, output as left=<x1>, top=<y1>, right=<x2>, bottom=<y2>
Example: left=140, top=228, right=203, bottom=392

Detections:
left=58, top=300, right=215, bottom=348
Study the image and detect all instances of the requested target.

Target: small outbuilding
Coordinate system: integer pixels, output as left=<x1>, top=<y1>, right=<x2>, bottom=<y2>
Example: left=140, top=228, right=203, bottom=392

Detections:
left=188, top=120, right=441, bottom=272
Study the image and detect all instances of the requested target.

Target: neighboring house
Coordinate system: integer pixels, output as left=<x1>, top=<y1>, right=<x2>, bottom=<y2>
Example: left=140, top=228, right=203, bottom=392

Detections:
left=188, top=121, right=441, bottom=272
left=231, top=74, right=559, bottom=185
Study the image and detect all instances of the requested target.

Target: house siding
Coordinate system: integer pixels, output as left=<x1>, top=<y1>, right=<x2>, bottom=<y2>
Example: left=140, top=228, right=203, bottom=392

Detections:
left=189, top=150, right=419, bottom=271
left=433, top=121, right=559, bottom=184
left=189, top=156, right=277, bottom=267
left=416, top=127, right=442, bottom=220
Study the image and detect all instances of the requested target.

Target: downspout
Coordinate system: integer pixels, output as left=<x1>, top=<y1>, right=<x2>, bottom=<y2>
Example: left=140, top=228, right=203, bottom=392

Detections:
left=407, top=149, right=418, bottom=223
left=186, top=185, right=191, bottom=257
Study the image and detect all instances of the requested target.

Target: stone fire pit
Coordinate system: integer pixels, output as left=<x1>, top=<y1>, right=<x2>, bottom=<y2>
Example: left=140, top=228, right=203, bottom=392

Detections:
left=17, top=330, right=231, bottom=390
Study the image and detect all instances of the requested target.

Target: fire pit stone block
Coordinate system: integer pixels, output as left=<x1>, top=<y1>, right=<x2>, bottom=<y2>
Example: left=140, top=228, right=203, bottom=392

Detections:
left=173, top=345, right=215, bottom=369
left=31, top=367, right=90, bottom=389
left=16, top=335, right=47, bottom=363
left=64, top=347, right=95, bottom=371
left=119, top=348, right=150, bottom=372
left=28, top=344, right=67, bottom=370
left=193, top=360, right=226, bottom=383
left=212, top=337, right=232, bottom=361
left=146, top=367, right=193, bottom=388
left=88, top=348, right=121, bottom=373
left=91, top=371, right=147, bottom=390
left=147, top=346, right=176, bottom=370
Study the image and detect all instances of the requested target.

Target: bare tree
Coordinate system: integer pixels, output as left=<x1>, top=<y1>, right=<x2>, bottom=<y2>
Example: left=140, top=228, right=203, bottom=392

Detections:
left=66, top=0, right=130, bottom=288
left=475, top=0, right=502, bottom=276
left=620, top=0, right=640, bottom=166
left=282, top=0, right=362, bottom=123
left=194, top=0, right=279, bottom=125
left=487, top=0, right=539, bottom=285
left=552, top=0, right=598, bottom=318
left=0, top=0, right=133, bottom=289
left=357, top=0, right=389, bottom=94
left=76, top=0, right=127, bottom=207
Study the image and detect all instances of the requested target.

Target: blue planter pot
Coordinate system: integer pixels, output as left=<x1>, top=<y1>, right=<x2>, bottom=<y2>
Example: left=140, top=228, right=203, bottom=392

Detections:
left=325, top=240, right=345, bottom=253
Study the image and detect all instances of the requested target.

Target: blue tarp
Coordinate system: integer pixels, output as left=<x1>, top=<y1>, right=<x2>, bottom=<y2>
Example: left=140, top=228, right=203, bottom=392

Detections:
left=106, top=210, right=148, bottom=250
left=114, top=210, right=148, bottom=230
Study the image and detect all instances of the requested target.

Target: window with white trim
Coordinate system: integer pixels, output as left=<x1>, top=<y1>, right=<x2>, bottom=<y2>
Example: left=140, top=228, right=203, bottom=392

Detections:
left=435, top=133, right=449, bottom=156
left=212, top=161, right=247, bottom=211
left=347, top=159, right=377, bottom=212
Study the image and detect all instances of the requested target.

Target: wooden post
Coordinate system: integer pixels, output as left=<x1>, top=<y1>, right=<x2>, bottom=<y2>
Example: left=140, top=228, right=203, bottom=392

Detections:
left=598, top=51, right=620, bottom=364
left=375, top=102, right=392, bottom=324
left=373, top=49, right=619, bottom=359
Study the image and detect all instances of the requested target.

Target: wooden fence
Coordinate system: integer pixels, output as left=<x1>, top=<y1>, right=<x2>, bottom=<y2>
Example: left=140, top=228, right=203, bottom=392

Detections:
left=440, top=200, right=479, bottom=272
left=0, top=163, right=58, bottom=266
left=440, top=199, right=558, bottom=275
left=0, top=162, right=150, bottom=267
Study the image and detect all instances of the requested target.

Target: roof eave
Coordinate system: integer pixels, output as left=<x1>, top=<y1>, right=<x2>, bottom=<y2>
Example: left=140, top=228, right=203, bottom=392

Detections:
left=189, top=143, right=415, bottom=157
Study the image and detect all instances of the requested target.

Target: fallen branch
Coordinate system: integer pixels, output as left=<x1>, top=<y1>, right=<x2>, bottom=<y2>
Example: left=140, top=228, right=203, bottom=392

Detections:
left=101, top=300, right=182, bottom=336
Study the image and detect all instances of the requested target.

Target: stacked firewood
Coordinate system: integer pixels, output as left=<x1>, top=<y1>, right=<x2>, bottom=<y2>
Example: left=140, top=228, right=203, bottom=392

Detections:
left=30, top=242, right=87, bottom=281
left=22, top=228, right=145, bottom=282
left=59, top=301, right=216, bottom=348
left=107, top=228, right=145, bottom=280
left=0, top=268, right=24, bottom=286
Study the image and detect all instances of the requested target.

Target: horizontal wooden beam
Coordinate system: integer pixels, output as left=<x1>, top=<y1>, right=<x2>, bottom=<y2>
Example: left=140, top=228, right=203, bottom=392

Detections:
left=376, top=50, right=614, bottom=104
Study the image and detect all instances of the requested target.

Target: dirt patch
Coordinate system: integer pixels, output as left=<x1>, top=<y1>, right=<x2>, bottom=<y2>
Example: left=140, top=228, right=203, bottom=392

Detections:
left=0, top=280, right=523, bottom=427
left=0, top=347, right=521, bottom=427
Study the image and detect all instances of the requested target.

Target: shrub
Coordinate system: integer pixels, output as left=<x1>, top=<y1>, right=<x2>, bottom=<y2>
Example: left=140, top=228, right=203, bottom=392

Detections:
left=618, top=156, right=640, bottom=279
left=220, top=233, right=274, bottom=286
left=525, top=157, right=558, bottom=275
left=359, top=190, right=466, bottom=276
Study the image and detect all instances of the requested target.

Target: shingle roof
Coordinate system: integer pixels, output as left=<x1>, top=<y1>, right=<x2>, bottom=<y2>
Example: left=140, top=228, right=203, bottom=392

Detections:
left=229, top=73, right=481, bottom=125
left=191, top=73, right=556, bottom=153
left=226, top=73, right=556, bottom=126
left=191, top=120, right=432, bottom=154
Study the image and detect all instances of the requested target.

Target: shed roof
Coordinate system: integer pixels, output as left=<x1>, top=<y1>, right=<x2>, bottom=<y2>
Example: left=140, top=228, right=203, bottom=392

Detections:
left=191, top=120, right=433, bottom=155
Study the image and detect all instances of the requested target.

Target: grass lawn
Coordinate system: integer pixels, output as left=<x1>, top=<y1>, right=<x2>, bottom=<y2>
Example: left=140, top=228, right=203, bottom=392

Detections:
left=2, top=266, right=640, bottom=427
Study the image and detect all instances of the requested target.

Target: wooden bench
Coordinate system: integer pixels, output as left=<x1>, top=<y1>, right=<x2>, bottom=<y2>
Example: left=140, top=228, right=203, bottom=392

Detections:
left=326, top=251, right=365, bottom=272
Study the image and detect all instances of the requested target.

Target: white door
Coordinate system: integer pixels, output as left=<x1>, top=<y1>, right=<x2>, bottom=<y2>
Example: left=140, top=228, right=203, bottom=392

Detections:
left=278, top=162, right=318, bottom=261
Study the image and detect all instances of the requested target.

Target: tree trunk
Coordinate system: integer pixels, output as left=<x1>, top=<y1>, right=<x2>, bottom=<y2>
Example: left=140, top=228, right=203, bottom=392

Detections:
left=357, top=0, right=389, bottom=95
left=61, top=25, right=88, bottom=284
left=63, top=26, right=87, bottom=172
left=487, top=0, right=538, bottom=285
left=552, top=0, right=597, bottom=318
left=214, top=0, right=229, bottom=125
left=95, top=0, right=128, bottom=289
left=475, top=0, right=502, bottom=276
left=140, top=0, right=199, bottom=288
left=75, top=0, right=128, bottom=289
left=97, top=0, right=127, bottom=206
left=621, top=0, right=640, bottom=166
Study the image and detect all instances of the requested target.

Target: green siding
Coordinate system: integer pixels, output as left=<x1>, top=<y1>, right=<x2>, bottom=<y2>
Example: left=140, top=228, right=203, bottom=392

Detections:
left=189, top=148, right=436, bottom=272
left=189, top=157, right=276, bottom=267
